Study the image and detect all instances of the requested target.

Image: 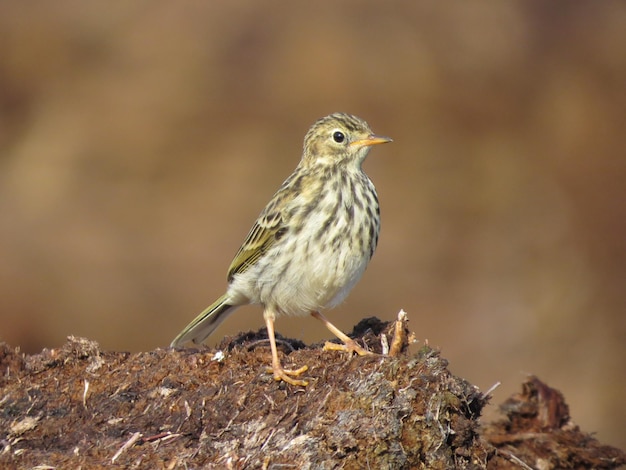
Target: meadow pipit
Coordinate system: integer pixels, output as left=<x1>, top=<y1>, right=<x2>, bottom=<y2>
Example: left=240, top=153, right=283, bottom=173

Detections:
left=171, top=113, right=392, bottom=386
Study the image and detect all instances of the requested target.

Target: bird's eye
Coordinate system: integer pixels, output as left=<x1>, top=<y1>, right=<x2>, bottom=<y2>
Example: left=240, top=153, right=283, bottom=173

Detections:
left=332, top=131, right=345, bottom=143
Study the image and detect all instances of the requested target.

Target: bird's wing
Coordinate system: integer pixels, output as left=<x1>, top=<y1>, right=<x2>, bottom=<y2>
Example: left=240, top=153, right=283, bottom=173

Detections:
left=226, top=168, right=309, bottom=282
left=227, top=208, right=287, bottom=282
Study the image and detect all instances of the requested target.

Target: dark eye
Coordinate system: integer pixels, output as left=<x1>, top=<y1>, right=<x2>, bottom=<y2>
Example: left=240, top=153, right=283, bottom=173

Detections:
left=332, top=131, right=345, bottom=143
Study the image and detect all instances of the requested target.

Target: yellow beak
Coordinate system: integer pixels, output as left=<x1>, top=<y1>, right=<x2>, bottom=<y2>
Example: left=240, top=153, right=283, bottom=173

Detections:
left=350, top=134, right=393, bottom=147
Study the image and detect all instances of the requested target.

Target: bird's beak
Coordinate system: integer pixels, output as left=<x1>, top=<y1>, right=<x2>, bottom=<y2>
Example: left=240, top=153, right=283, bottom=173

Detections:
left=350, top=134, right=393, bottom=147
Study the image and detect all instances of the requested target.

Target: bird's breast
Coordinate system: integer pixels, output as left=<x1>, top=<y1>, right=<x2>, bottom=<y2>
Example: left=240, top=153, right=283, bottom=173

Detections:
left=229, top=173, right=380, bottom=316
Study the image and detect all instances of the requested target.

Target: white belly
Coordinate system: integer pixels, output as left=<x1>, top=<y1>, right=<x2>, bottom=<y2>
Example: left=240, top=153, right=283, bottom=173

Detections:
left=227, top=184, right=378, bottom=316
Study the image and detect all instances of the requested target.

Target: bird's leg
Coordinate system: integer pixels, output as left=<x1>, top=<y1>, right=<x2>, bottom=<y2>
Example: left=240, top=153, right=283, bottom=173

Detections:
left=263, top=308, right=308, bottom=386
left=311, top=311, right=372, bottom=356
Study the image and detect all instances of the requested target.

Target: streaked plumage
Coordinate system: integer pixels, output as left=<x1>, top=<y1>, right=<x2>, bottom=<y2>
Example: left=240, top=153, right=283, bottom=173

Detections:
left=171, top=113, right=392, bottom=385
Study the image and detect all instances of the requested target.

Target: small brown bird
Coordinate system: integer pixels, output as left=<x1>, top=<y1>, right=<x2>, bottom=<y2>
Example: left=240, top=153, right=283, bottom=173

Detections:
left=171, top=113, right=392, bottom=385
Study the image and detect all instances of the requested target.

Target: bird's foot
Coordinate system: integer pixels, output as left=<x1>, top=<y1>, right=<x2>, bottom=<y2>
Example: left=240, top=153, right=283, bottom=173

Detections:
left=266, top=364, right=309, bottom=386
left=323, top=339, right=372, bottom=356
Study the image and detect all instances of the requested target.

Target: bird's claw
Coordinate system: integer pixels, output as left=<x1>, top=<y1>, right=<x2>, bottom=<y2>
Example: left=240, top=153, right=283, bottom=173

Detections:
left=266, top=365, right=309, bottom=386
left=323, top=339, right=371, bottom=356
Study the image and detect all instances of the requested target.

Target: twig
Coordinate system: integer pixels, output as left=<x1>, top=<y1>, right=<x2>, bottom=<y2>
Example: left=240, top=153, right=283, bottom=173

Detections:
left=481, top=381, right=501, bottom=400
left=499, top=449, right=535, bottom=470
left=389, top=309, right=408, bottom=357
left=111, top=431, right=142, bottom=463
left=82, top=379, right=89, bottom=409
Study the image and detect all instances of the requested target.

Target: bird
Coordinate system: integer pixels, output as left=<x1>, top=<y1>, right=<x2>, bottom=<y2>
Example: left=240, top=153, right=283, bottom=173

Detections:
left=171, top=113, right=392, bottom=386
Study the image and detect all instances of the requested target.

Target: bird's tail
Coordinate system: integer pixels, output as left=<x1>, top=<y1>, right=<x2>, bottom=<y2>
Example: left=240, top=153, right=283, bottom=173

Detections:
left=170, top=294, right=238, bottom=347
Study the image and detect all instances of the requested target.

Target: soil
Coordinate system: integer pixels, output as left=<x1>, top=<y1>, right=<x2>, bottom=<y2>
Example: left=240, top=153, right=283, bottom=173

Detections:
left=1, top=316, right=624, bottom=469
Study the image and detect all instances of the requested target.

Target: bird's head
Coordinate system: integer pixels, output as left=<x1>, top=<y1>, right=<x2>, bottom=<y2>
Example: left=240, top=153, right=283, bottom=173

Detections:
left=302, top=113, right=392, bottom=168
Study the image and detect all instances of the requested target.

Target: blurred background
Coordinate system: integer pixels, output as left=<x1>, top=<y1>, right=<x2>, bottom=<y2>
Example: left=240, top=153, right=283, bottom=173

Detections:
left=0, top=1, right=624, bottom=449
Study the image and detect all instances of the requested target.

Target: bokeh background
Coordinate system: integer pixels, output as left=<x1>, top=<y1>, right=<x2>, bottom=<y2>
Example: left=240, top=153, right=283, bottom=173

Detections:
left=1, top=1, right=624, bottom=449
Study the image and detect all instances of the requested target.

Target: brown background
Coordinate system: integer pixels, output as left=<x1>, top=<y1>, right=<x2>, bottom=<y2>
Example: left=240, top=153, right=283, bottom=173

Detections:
left=1, top=1, right=624, bottom=449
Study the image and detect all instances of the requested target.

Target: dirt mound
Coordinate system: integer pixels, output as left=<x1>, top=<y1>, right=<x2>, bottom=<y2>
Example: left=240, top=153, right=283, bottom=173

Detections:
left=1, top=317, right=624, bottom=468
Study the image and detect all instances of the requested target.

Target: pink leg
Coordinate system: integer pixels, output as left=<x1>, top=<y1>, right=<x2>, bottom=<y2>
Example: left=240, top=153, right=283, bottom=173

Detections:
left=264, top=308, right=308, bottom=386
left=311, top=311, right=371, bottom=356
